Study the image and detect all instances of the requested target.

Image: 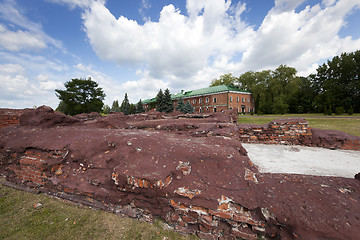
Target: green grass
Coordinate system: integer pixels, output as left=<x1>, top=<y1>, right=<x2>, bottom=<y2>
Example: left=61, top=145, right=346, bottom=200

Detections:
left=0, top=182, right=198, bottom=240
left=238, top=113, right=360, bottom=137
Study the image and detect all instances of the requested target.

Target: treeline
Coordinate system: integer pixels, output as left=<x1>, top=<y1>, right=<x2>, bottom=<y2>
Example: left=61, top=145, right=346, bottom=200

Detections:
left=104, top=93, right=145, bottom=115
left=106, top=88, right=195, bottom=115
left=211, top=50, right=360, bottom=114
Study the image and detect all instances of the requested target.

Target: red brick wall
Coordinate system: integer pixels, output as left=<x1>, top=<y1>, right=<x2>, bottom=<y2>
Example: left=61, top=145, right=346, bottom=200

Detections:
left=8, top=149, right=65, bottom=185
left=238, top=119, right=360, bottom=150
left=0, top=109, right=26, bottom=128
left=238, top=119, right=312, bottom=145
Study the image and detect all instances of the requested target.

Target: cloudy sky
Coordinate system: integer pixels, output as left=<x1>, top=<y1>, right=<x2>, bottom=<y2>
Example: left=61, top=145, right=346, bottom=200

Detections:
left=0, top=0, right=359, bottom=109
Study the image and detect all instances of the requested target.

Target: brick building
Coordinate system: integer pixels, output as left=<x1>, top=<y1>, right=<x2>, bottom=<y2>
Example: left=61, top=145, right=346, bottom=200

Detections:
left=143, top=85, right=255, bottom=113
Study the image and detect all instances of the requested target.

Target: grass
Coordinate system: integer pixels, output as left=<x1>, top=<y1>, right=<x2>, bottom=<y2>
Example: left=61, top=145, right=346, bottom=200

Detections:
left=0, top=182, right=198, bottom=240
left=238, top=113, right=360, bottom=137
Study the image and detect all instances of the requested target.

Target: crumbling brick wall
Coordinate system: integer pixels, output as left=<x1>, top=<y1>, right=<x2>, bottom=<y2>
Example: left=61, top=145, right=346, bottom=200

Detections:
left=1, top=107, right=360, bottom=239
left=238, top=118, right=312, bottom=145
left=238, top=118, right=360, bottom=150
left=0, top=109, right=25, bottom=128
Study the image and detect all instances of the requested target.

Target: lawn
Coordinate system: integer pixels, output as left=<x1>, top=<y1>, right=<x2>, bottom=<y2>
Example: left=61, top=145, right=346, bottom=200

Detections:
left=0, top=181, right=198, bottom=240
left=238, top=113, right=360, bottom=137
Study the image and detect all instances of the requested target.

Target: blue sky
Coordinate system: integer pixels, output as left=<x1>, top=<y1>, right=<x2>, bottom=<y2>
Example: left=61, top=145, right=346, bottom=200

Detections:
left=0, top=0, right=360, bottom=109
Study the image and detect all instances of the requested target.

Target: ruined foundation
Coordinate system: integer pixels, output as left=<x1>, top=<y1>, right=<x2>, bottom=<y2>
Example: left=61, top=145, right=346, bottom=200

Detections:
left=1, top=106, right=359, bottom=239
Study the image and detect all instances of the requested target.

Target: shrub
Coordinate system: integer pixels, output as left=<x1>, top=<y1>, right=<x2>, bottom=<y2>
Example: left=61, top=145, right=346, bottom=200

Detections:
left=335, top=106, right=344, bottom=115
left=327, top=106, right=332, bottom=115
left=348, top=106, right=354, bottom=115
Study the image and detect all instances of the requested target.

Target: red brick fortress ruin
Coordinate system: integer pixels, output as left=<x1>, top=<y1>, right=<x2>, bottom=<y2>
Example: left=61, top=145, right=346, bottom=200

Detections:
left=1, top=106, right=359, bottom=239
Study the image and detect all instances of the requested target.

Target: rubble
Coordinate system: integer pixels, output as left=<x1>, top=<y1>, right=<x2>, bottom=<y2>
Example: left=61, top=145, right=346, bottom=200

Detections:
left=0, top=106, right=359, bottom=239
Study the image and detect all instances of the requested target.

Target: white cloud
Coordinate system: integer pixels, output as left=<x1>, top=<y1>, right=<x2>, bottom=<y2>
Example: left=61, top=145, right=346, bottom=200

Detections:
left=0, top=0, right=64, bottom=51
left=241, top=0, right=360, bottom=74
left=80, top=0, right=360, bottom=96
left=0, top=24, right=46, bottom=51
left=46, top=0, right=97, bottom=9
left=81, top=0, right=253, bottom=93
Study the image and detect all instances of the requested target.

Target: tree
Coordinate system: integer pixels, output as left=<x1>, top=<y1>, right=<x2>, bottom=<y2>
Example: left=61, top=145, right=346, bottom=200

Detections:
left=313, top=50, right=360, bottom=113
left=184, top=102, right=195, bottom=113
left=120, top=93, right=130, bottom=115
left=156, top=89, right=165, bottom=112
left=210, top=73, right=237, bottom=87
left=136, top=100, right=145, bottom=113
left=176, top=97, right=186, bottom=113
left=111, top=100, right=120, bottom=112
left=102, top=104, right=111, bottom=114
left=55, top=77, right=105, bottom=115
left=163, top=88, right=174, bottom=113
left=129, top=103, right=136, bottom=115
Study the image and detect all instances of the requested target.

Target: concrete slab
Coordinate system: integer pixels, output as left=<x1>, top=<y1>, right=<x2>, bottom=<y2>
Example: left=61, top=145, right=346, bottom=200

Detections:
left=242, top=143, right=360, bottom=178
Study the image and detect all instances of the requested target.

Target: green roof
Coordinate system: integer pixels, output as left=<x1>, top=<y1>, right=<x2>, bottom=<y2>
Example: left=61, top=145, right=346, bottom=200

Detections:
left=143, top=85, right=250, bottom=104
left=174, top=85, right=249, bottom=99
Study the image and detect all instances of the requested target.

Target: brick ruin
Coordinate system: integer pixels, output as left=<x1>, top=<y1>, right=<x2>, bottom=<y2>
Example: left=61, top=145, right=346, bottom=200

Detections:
left=1, top=106, right=360, bottom=239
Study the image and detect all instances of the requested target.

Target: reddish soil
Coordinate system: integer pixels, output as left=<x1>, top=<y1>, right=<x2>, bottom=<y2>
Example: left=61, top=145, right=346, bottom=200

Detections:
left=0, top=106, right=359, bottom=239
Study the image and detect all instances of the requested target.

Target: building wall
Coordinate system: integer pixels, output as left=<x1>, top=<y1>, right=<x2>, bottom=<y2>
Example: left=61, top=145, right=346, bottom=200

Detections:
left=174, top=92, right=255, bottom=113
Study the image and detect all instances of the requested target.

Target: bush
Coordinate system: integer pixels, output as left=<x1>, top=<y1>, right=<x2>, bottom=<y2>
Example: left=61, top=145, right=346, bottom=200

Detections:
left=335, top=106, right=344, bottom=115
left=348, top=106, right=354, bottom=115
left=327, top=106, right=332, bottom=115
left=323, top=106, right=328, bottom=115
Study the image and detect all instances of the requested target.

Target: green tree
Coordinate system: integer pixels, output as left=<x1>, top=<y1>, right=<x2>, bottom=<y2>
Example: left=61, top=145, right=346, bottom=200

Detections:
left=120, top=93, right=130, bottom=115
left=129, top=103, right=136, bottom=115
left=55, top=77, right=105, bottom=115
left=102, top=104, right=111, bottom=114
left=136, top=100, right=145, bottom=113
left=163, top=88, right=174, bottom=113
left=111, top=100, right=120, bottom=112
left=210, top=73, right=237, bottom=87
left=156, top=89, right=165, bottom=112
left=184, top=102, right=195, bottom=113
left=175, top=97, right=186, bottom=113
left=313, top=50, right=360, bottom=113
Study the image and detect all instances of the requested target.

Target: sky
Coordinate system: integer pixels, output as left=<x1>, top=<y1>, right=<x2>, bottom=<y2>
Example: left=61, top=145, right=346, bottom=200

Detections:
left=0, top=0, right=360, bottom=109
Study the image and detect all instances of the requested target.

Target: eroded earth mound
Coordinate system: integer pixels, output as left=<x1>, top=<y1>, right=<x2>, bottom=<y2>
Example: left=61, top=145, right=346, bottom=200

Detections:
left=0, top=107, right=359, bottom=239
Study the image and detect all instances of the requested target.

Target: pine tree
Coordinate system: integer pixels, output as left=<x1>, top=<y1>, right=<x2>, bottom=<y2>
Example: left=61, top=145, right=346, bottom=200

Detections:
left=136, top=99, right=145, bottom=113
left=156, top=89, right=165, bottom=112
left=185, top=102, right=195, bottom=113
left=120, top=93, right=130, bottom=115
left=129, top=104, right=136, bottom=115
left=176, top=97, right=186, bottom=113
left=111, top=100, right=120, bottom=112
left=163, top=88, right=174, bottom=113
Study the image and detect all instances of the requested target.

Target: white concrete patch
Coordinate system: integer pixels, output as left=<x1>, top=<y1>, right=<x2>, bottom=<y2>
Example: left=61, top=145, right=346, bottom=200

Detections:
left=242, top=143, right=360, bottom=179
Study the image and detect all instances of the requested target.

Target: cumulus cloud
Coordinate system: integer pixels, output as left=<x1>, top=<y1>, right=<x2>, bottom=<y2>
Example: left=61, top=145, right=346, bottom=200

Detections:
left=81, top=0, right=253, bottom=94
left=242, top=0, right=360, bottom=76
left=80, top=0, right=360, bottom=97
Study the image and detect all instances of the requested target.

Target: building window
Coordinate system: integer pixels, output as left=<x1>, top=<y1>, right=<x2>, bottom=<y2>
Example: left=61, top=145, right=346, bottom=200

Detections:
left=199, top=98, right=202, bottom=104
left=187, top=100, right=190, bottom=104
left=206, top=107, right=209, bottom=111
left=214, top=107, right=217, bottom=112
left=199, top=107, right=202, bottom=113
left=230, top=96, right=233, bottom=102
left=213, top=97, right=217, bottom=103
left=242, top=97, right=245, bottom=103
left=206, top=97, right=209, bottom=103
left=193, top=99, right=196, bottom=104
left=252, top=98, right=254, bottom=103
left=237, top=97, right=239, bottom=102
left=247, top=98, right=250, bottom=102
